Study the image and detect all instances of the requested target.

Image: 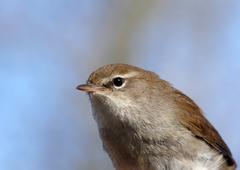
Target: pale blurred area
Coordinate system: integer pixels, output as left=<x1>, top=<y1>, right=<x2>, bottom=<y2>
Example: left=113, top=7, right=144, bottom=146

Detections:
left=0, top=1, right=239, bottom=170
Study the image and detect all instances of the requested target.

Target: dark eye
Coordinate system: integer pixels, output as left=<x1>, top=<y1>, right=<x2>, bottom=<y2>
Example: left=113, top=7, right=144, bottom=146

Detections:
left=112, top=77, right=125, bottom=88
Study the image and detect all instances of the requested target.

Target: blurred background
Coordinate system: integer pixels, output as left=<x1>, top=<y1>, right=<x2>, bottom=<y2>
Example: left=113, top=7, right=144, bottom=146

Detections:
left=0, top=0, right=239, bottom=170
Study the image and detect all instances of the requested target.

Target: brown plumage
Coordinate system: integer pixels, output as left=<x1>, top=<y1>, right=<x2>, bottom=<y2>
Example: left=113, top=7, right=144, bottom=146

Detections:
left=174, top=90, right=236, bottom=167
left=77, top=64, right=236, bottom=170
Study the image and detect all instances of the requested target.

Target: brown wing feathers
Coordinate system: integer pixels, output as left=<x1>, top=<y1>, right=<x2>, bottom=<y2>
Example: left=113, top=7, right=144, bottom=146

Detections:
left=174, top=90, right=236, bottom=166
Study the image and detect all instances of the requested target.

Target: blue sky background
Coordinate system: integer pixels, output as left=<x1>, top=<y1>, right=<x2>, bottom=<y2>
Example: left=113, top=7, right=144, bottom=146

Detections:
left=0, top=1, right=239, bottom=170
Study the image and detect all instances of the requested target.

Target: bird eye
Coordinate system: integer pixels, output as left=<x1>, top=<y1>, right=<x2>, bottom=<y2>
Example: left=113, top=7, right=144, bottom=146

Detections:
left=112, top=77, right=125, bottom=88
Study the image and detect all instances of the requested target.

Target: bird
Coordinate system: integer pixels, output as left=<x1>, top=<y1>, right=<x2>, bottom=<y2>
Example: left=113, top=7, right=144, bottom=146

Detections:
left=76, top=64, right=236, bottom=170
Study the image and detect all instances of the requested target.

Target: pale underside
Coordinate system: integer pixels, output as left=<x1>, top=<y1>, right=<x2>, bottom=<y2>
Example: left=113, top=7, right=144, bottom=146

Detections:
left=87, top=64, right=236, bottom=170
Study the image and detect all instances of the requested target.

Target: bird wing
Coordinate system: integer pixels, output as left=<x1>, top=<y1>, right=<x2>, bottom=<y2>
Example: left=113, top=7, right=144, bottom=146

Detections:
left=174, top=90, right=236, bottom=167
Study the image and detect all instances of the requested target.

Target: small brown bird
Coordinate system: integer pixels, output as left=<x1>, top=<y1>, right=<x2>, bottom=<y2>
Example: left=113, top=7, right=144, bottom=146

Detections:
left=77, top=64, right=236, bottom=170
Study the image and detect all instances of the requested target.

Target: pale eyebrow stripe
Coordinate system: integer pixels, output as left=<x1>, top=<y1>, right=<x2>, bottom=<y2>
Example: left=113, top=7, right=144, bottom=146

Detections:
left=113, top=71, right=139, bottom=79
left=101, top=71, right=139, bottom=84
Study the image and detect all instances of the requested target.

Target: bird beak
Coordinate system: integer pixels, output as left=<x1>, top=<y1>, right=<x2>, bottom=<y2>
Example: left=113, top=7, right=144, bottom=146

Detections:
left=76, top=84, right=106, bottom=93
